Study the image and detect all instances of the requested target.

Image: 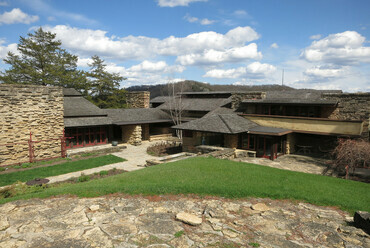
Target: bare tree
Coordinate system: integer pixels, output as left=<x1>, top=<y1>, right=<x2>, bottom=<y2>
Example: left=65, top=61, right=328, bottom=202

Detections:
left=331, top=138, right=370, bottom=179
left=167, top=81, right=185, bottom=140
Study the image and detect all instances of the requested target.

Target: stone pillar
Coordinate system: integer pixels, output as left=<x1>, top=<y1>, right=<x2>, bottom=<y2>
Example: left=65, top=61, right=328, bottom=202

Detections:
left=121, top=125, right=142, bottom=146
left=286, top=133, right=296, bottom=154
left=126, top=91, right=150, bottom=108
left=224, top=134, right=238, bottom=149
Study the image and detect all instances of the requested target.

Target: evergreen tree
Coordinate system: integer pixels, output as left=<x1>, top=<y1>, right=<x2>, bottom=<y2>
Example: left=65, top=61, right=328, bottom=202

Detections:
left=87, top=55, right=127, bottom=108
left=0, top=27, right=86, bottom=90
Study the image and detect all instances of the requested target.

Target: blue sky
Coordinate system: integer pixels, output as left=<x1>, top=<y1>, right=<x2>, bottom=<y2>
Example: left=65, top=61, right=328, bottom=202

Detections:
left=0, top=0, right=369, bottom=91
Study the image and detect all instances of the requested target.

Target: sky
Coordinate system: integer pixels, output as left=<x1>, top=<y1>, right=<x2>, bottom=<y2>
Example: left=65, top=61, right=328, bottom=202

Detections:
left=0, top=0, right=369, bottom=92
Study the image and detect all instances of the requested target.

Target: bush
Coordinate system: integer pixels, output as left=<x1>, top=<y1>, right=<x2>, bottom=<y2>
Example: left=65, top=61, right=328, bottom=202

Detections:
left=331, top=138, right=370, bottom=179
left=99, top=170, right=108, bottom=176
left=78, top=174, right=90, bottom=183
left=0, top=167, right=5, bottom=172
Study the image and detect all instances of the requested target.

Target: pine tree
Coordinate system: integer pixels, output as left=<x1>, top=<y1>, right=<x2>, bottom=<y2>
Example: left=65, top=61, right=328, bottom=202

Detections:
left=0, top=27, right=86, bottom=90
left=87, top=55, right=126, bottom=108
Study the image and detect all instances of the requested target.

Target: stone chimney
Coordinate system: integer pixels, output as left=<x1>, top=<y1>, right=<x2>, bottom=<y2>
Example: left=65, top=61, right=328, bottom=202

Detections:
left=126, top=91, right=150, bottom=108
left=231, top=92, right=266, bottom=110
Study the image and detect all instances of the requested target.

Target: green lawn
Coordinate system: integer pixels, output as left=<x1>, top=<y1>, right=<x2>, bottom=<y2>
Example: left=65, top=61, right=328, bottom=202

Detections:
left=0, top=155, right=125, bottom=187
left=1, top=157, right=369, bottom=213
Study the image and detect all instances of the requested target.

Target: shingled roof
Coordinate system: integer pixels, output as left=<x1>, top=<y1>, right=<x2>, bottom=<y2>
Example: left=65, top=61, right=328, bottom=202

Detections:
left=106, top=108, right=172, bottom=125
left=63, top=88, right=82, bottom=96
left=64, top=97, right=108, bottom=117
left=158, top=97, right=232, bottom=112
left=242, top=90, right=340, bottom=105
left=172, top=114, right=259, bottom=134
left=64, top=117, right=112, bottom=128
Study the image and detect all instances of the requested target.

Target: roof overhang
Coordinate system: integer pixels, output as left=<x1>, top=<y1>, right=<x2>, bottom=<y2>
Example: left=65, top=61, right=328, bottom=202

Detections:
left=113, top=119, right=173, bottom=125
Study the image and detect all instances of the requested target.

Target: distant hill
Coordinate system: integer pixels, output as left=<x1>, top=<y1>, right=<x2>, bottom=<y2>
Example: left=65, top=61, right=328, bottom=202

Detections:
left=125, top=80, right=295, bottom=99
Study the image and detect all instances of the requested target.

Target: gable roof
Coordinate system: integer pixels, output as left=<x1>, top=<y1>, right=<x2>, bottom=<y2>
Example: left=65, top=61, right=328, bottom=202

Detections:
left=158, top=97, right=232, bottom=112
left=63, top=88, right=82, bottom=96
left=172, top=113, right=259, bottom=134
left=64, top=96, right=107, bottom=117
left=105, top=108, right=172, bottom=125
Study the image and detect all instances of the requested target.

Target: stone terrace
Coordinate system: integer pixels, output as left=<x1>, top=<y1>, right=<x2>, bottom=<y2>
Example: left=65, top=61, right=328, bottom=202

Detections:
left=0, top=195, right=368, bottom=247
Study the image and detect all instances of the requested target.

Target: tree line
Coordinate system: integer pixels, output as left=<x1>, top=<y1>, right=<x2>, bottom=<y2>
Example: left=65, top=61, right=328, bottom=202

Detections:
left=0, top=28, right=126, bottom=108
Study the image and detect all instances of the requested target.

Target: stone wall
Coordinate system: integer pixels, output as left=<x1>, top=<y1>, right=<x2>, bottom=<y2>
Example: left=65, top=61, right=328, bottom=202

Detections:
left=224, top=134, right=238, bottom=149
left=197, top=145, right=235, bottom=159
left=121, top=125, right=142, bottom=146
left=323, top=93, right=370, bottom=138
left=126, top=91, right=150, bottom=109
left=231, top=92, right=266, bottom=110
left=0, top=84, right=64, bottom=166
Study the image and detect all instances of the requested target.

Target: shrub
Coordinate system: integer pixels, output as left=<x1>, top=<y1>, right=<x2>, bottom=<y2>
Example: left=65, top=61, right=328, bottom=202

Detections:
left=99, top=170, right=108, bottom=176
left=0, top=167, right=5, bottom=172
left=78, top=174, right=90, bottom=183
left=331, top=138, right=370, bottom=179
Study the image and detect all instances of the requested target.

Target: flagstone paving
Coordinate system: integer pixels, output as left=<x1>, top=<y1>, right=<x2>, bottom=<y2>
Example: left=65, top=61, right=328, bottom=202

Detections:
left=46, top=141, right=160, bottom=184
left=0, top=195, right=368, bottom=248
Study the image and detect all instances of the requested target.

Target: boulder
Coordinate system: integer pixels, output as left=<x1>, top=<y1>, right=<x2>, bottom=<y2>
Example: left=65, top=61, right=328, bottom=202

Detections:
left=251, top=203, right=270, bottom=212
left=176, top=212, right=202, bottom=226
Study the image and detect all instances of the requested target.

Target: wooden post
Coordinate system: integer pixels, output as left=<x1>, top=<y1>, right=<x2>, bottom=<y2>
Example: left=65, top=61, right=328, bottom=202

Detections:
left=28, top=132, right=35, bottom=163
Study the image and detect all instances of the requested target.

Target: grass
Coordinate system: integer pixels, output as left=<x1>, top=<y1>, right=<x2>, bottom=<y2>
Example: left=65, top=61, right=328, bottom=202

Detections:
left=0, top=155, right=124, bottom=187
left=0, top=157, right=369, bottom=213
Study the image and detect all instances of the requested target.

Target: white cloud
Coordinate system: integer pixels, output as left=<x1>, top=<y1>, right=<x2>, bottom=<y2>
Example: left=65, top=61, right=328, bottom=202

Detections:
left=177, top=43, right=262, bottom=66
left=45, top=25, right=260, bottom=61
left=0, top=39, right=18, bottom=60
left=233, top=10, right=248, bottom=17
left=301, top=31, right=370, bottom=65
left=309, top=34, right=321, bottom=40
left=270, top=43, right=279, bottom=49
left=304, top=65, right=345, bottom=79
left=203, top=62, right=276, bottom=79
left=0, top=8, right=39, bottom=25
left=157, top=0, right=207, bottom=7
left=22, top=0, right=97, bottom=25
left=184, top=14, right=198, bottom=23
left=184, top=14, right=215, bottom=25
left=200, top=18, right=215, bottom=25
left=77, top=57, right=186, bottom=87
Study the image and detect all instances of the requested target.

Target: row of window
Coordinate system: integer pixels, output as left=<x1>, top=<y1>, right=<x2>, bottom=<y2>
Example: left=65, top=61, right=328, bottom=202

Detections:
left=65, top=127, right=107, bottom=148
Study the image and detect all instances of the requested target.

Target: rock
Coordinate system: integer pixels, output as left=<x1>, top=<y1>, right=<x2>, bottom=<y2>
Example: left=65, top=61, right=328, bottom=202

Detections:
left=354, top=211, right=370, bottom=234
left=251, top=203, right=270, bottom=212
left=222, top=229, right=238, bottom=238
left=89, top=205, right=100, bottom=211
left=176, top=212, right=202, bottom=226
left=0, top=216, right=9, bottom=231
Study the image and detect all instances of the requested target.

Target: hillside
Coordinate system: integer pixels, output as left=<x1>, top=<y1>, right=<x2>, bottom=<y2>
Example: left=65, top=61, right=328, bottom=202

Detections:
left=125, top=80, right=294, bottom=99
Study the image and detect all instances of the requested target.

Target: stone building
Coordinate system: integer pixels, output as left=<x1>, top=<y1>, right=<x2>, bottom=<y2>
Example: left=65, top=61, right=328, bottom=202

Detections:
left=170, top=90, right=369, bottom=160
left=0, top=86, right=173, bottom=166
